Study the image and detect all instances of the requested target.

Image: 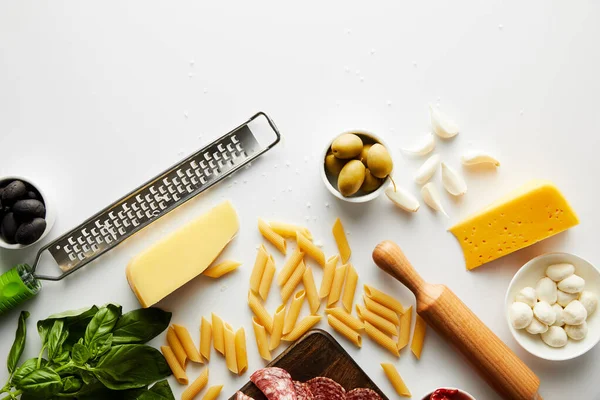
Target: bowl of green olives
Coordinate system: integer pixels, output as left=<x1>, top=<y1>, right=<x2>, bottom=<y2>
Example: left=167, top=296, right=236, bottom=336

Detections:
left=321, top=131, right=394, bottom=203
left=0, top=176, right=55, bottom=249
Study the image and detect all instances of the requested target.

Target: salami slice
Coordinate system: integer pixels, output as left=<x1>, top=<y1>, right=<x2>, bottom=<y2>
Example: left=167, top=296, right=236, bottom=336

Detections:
left=293, top=380, right=314, bottom=400
left=346, top=388, right=382, bottom=400
left=236, top=391, right=256, bottom=400
left=307, top=377, right=346, bottom=400
left=250, top=367, right=298, bottom=400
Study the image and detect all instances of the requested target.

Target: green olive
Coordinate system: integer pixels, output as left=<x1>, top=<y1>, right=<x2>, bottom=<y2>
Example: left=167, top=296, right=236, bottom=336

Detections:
left=360, top=169, right=383, bottom=193
left=359, top=144, right=372, bottom=166
left=331, top=133, right=363, bottom=159
left=337, top=160, right=366, bottom=196
left=367, top=143, right=393, bottom=178
left=325, top=153, right=346, bottom=177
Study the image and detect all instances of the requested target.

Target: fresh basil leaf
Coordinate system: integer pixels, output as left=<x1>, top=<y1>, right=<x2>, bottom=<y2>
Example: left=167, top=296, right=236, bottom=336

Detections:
left=7, top=311, right=29, bottom=374
left=112, top=308, right=172, bottom=345
left=17, top=366, right=62, bottom=397
left=121, top=380, right=174, bottom=400
left=91, top=345, right=171, bottom=390
left=61, top=375, right=83, bottom=393
left=52, top=350, right=70, bottom=365
left=148, top=379, right=175, bottom=399
left=89, top=333, right=113, bottom=359
left=84, top=304, right=121, bottom=346
left=72, top=342, right=91, bottom=365
left=11, top=358, right=46, bottom=387
left=47, top=320, right=69, bottom=361
left=81, top=370, right=97, bottom=385
left=38, top=305, right=99, bottom=345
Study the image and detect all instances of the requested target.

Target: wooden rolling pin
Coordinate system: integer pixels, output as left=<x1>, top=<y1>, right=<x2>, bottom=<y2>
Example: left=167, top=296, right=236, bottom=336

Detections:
left=372, top=241, right=543, bottom=400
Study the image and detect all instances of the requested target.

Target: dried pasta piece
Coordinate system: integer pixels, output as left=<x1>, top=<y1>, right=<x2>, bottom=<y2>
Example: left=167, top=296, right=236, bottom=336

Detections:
left=252, top=317, right=271, bottom=361
left=211, top=313, right=225, bottom=355
left=181, top=367, right=209, bottom=400
left=248, top=291, right=274, bottom=333
left=200, top=316, right=212, bottom=361
left=325, top=307, right=364, bottom=331
left=381, top=363, right=411, bottom=397
left=356, top=305, right=397, bottom=336
left=161, top=346, right=188, bottom=384
left=328, top=264, right=348, bottom=306
left=342, top=264, right=358, bottom=312
left=235, top=327, right=248, bottom=375
left=282, top=315, right=322, bottom=342
left=328, top=314, right=362, bottom=348
left=283, top=290, right=305, bottom=335
left=332, top=218, right=351, bottom=263
left=167, top=326, right=188, bottom=367
left=303, top=267, right=321, bottom=314
left=269, top=304, right=286, bottom=350
left=223, top=323, right=238, bottom=374
left=364, top=285, right=405, bottom=314
left=411, top=314, right=426, bottom=359
left=173, top=324, right=203, bottom=363
left=397, top=305, right=412, bottom=351
left=277, top=247, right=304, bottom=286
left=269, top=221, right=313, bottom=240
left=364, top=295, right=400, bottom=325
left=249, top=245, right=269, bottom=293
left=203, top=260, right=242, bottom=278
left=201, top=385, right=223, bottom=400
left=297, top=231, right=325, bottom=267
left=364, top=321, right=399, bottom=357
left=280, top=261, right=307, bottom=303
left=319, top=255, right=339, bottom=299
left=258, top=218, right=287, bottom=255
left=258, top=255, right=276, bottom=301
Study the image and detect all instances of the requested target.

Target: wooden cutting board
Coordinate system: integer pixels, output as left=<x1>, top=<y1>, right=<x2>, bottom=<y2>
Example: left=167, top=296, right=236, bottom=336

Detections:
left=230, top=329, right=389, bottom=399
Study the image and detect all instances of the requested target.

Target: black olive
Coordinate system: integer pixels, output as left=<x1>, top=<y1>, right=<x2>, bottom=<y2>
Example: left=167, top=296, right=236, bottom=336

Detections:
left=12, top=199, right=46, bottom=220
left=26, top=191, right=38, bottom=200
left=1, top=212, right=19, bottom=244
left=1, top=180, right=27, bottom=205
left=15, top=218, right=46, bottom=245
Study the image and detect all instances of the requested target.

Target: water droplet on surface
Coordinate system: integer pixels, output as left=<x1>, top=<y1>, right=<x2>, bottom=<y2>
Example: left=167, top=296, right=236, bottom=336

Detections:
left=287, top=186, right=293, bottom=192
left=413, top=61, right=417, bottom=67
left=188, top=72, right=193, bottom=78
left=306, top=202, right=312, bottom=208
left=344, top=66, right=350, bottom=73
left=184, top=111, right=189, bottom=118
left=387, top=101, right=392, bottom=106
left=498, top=24, right=504, bottom=30
left=520, top=109, right=524, bottom=115
left=190, top=60, right=195, bottom=66
left=220, top=285, right=227, bottom=292
left=325, top=203, right=330, bottom=208
left=370, top=49, right=376, bottom=55
left=234, top=180, right=238, bottom=185
left=360, top=76, right=364, bottom=82
left=347, top=231, right=351, bottom=236
left=274, top=164, right=278, bottom=169
left=314, top=240, right=324, bottom=248
left=262, top=173, right=267, bottom=177
left=305, top=216, right=310, bottom=221
left=345, top=28, right=351, bottom=35
left=304, top=156, right=309, bottom=163
left=272, top=197, right=276, bottom=202
left=355, top=70, right=360, bottom=75
left=313, top=216, right=317, bottom=221
left=243, top=180, right=248, bottom=184
left=295, top=168, right=300, bottom=175
left=285, top=161, right=291, bottom=167
left=203, top=88, right=208, bottom=94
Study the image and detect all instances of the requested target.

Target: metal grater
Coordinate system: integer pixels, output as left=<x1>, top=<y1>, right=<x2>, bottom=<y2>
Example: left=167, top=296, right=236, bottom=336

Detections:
left=0, top=111, right=280, bottom=314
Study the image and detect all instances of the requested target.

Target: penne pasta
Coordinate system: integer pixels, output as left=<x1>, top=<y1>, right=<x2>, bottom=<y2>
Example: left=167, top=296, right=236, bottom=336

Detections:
left=248, top=291, right=274, bottom=333
left=397, top=305, right=412, bottom=351
left=181, top=367, right=209, bottom=400
left=201, top=385, right=223, bottom=400
left=303, top=267, right=321, bottom=314
left=161, top=346, right=188, bottom=384
left=269, top=221, right=313, bottom=240
left=325, top=307, right=364, bottom=331
left=319, top=255, right=339, bottom=299
left=411, top=314, right=426, bottom=359
left=327, top=264, right=348, bottom=306
left=203, top=260, right=242, bottom=278
left=223, top=323, right=238, bottom=374
left=356, top=305, right=397, bottom=336
left=381, top=363, right=411, bottom=397
left=364, top=285, right=405, bottom=314
left=280, top=260, right=307, bottom=303
left=332, top=218, right=351, bottom=264
left=297, top=231, right=325, bottom=267
left=258, top=218, right=287, bottom=255
left=200, top=316, right=212, bottom=361
left=364, top=295, right=400, bottom=325
left=258, top=255, right=276, bottom=301
left=249, top=245, right=269, bottom=293
left=283, top=290, right=305, bottom=335
left=252, top=317, right=271, bottom=361
left=277, top=247, right=304, bottom=286
left=167, top=326, right=188, bottom=367
left=327, top=314, right=362, bottom=348
left=364, top=321, right=399, bottom=357
left=235, top=327, right=248, bottom=375
left=173, top=324, right=203, bottom=363
left=282, top=315, right=321, bottom=342
left=342, top=264, right=358, bottom=312
left=269, top=304, right=286, bottom=350
left=211, top=313, right=225, bottom=355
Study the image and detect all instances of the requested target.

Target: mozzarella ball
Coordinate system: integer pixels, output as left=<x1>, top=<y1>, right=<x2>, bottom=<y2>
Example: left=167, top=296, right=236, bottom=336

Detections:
left=563, top=300, right=587, bottom=325
left=533, top=301, right=556, bottom=325
left=546, top=263, right=575, bottom=282
left=579, top=291, right=598, bottom=317
left=536, top=277, right=557, bottom=304
left=515, top=287, right=537, bottom=307
left=510, top=302, right=534, bottom=329
left=541, top=326, right=568, bottom=348
left=551, top=304, right=565, bottom=327
left=558, top=274, right=585, bottom=294
left=565, top=321, right=588, bottom=341
left=557, top=290, right=578, bottom=307
left=525, top=318, right=548, bottom=334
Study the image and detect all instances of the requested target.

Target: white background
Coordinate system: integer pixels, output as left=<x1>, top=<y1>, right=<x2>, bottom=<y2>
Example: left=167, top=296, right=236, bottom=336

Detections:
left=1, top=1, right=599, bottom=399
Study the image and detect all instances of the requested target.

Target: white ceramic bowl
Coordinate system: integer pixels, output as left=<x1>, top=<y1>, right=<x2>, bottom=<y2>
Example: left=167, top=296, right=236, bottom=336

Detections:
left=320, top=130, right=391, bottom=203
left=505, top=252, right=600, bottom=361
left=0, top=176, right=55, bottom=250
left=421, top=387, right=476, bottom=400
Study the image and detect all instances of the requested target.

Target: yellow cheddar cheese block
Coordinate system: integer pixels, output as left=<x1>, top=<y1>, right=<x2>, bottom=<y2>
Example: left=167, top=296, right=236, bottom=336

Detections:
left=126, top=201, right=239, bottom=307
left=449, top=180, right=578, bottom=270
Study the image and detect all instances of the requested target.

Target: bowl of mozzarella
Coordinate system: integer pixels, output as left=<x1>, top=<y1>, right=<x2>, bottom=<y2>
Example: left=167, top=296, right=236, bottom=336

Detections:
left=505, top=252, right=600, bottom=361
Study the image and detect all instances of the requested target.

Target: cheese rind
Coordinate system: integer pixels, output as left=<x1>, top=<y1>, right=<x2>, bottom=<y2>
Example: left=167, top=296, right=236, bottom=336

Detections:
left=126, top=201, right=239, bottom=307
left=449, top=180, right=578, bottom=270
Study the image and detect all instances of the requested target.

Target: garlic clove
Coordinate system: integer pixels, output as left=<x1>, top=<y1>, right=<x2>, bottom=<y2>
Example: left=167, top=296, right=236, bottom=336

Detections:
left=401, top=133, right=436, bottom=156
left=430, top=104, right=459, bottom=139
left=414, top=154, right=440, bottom=185
left=421, top=183, right=448, bottom=217
left=385, top=185, right=420, bottom=212
left=460, top=150, right=500, bottom=167
left=441, top=162, right=467, bottom=196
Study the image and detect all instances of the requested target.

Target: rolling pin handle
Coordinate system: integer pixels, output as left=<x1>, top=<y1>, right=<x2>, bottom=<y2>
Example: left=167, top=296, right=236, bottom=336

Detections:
left=372, top=240, right=425, bottom=294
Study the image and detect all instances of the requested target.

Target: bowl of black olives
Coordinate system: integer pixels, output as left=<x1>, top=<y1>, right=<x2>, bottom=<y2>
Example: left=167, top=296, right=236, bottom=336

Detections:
left=0, top=177, right=54, bottom=249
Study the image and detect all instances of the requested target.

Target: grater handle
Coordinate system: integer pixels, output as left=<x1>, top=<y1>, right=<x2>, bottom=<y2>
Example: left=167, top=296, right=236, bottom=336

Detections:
left=0, top=265, right=42, bottom=315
